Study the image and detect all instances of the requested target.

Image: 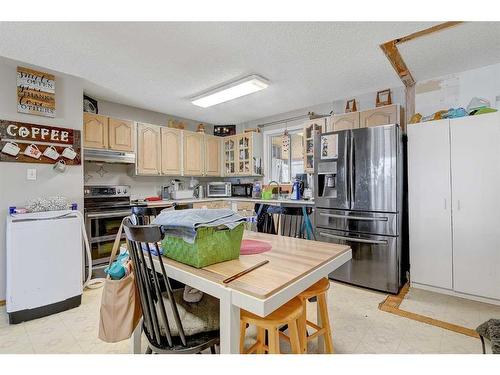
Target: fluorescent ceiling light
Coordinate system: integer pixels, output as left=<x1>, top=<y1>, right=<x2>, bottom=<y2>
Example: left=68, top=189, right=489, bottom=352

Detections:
left=191, top=75, right=269, bottom=108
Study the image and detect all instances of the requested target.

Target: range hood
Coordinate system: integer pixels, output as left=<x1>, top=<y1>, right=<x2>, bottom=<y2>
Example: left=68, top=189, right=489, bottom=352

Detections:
left=84, top=148, right=136, bottom=164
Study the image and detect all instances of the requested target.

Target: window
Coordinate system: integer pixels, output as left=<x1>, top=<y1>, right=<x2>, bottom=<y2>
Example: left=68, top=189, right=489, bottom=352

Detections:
left=269, top=129, right=304, bottom=183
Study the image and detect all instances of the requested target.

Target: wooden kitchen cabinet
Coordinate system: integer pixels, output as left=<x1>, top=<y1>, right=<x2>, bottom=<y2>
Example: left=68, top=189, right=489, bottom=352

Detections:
left=205, top=134, right=222, bottom=176
left=331, top=112, right=360, bottom=131
left=137, top=123, right=161, bottom=175
left=193, top=200, right=231, bottom=209
left=236, top=133, right=252, bottom=175
left=183, top=131, right=204, bottom=176
left=108, top=118, right=134, bottom=151
left=223, top=136, right=237, bottom=176
left=161, top=127, right=182, bottom=175
left=83, top=113, right=108, bottom=149
left=303, top=118, right=326, bottom=173
left=222, top=132, right=262, bottom=177
left=359, top=104, right=402, bottom=129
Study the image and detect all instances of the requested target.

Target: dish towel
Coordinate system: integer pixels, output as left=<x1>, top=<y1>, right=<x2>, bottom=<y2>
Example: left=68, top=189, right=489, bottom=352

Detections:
left=153, top=208, right=246, bottom=243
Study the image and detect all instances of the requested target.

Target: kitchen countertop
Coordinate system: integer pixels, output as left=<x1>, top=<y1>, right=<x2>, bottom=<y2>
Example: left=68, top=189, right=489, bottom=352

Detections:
left=143, top=197, right=315, bottom=207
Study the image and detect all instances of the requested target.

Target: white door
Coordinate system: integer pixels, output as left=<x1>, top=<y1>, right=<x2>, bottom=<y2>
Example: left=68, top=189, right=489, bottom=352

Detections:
left=407, top=120, right=453, bottom=289
left=450, top=113, right=500, bottom=299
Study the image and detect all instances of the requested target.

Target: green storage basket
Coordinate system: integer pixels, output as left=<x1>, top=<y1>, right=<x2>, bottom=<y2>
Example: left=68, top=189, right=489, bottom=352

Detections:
left=161, top=223, right=244, bottom=268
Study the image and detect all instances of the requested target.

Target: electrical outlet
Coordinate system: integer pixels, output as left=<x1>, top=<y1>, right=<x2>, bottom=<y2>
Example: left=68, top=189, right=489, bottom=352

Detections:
left=27, top=168, right=37, bottom=181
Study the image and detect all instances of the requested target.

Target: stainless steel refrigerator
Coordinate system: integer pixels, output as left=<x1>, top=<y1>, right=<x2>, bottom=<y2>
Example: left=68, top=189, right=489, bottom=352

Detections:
left=314, top=124, right=407, bottom=294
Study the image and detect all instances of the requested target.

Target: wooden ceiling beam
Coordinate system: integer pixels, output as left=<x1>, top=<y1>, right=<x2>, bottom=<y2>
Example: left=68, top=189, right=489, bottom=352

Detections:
left=380, top=22, right=464, bottom=88
left=380, top=40, right=415, bottom=87
left=394, top=21, right=464, bottom=45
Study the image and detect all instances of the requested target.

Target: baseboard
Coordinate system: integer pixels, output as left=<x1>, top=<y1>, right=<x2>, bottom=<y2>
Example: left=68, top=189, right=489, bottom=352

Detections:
left=411, top=282, right=500, bottom=306
left=8, top=295, right=81, bottom=324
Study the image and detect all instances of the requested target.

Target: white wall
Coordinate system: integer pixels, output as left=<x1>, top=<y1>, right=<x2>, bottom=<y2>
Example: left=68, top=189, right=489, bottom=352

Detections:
left=0, top=56, right=84, bottom=301
left=97, top=99, right=214, bottom=134
left=415, top=62, right=500, bottom=116
left=84, top=162, right=225, bottom=200
left=238, top=86, right=405, bottom=131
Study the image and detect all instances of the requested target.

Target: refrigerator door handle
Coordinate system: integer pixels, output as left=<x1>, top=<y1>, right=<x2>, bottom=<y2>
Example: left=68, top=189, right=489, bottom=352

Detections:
left=319, top=213, right=389, bottom=221
left=319, top=231, right=388, bottom=245
left=349, top=134, right=355, bottom=204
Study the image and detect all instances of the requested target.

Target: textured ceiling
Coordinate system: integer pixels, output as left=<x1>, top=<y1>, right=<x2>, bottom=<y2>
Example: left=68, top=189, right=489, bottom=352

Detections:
left=398, top=22, right=500, bottom=82
left=5, top=21, right=494, bottom=124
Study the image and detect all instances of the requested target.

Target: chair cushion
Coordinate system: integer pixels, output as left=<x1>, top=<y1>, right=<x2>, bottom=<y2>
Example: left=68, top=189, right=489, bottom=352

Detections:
left=157, top=289, right=220, bottom=337
left=476, top=319, right=500, bottom=354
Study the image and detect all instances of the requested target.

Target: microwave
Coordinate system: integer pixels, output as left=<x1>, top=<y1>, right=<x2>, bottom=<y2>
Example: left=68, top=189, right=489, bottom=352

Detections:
left=207, top=182, right=232, bottom=197
left=231, top=183, right=253, bottom=197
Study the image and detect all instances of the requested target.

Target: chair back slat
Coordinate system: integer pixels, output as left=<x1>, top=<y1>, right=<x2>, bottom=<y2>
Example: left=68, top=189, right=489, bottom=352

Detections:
left=123, top=218, right=188, bottom=349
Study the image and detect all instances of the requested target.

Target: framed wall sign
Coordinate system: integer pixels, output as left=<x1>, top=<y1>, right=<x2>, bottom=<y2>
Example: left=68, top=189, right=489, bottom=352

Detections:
left=17, top=66, right=56, bottom=118
left=0, top=120, right=81, bottom=165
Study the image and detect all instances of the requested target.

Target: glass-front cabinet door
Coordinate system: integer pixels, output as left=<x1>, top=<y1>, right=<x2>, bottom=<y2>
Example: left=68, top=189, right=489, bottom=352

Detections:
left=224, top=137, right=236, bottom=176
left=237, top=134, right=252, bottom=175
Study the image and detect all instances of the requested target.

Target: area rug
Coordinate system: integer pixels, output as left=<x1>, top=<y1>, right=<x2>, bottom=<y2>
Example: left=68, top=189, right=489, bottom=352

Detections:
left=378, top=284, right=480, bottom=338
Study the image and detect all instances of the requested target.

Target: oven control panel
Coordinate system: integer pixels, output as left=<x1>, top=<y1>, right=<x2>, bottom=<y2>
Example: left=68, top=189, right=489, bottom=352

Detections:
left=84, top=185, right=130, bottom=198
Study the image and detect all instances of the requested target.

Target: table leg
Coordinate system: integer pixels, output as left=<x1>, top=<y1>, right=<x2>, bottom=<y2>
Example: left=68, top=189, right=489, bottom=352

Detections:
left=130, top=319, right=143, bottom=354
left=219, top=294, right=241, bottom=354
left=317, top=302, right=325, bottom=352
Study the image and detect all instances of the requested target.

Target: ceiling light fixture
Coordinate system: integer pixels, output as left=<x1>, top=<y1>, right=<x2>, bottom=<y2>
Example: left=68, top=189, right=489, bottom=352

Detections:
left=191, top=75, right=269, bottom=108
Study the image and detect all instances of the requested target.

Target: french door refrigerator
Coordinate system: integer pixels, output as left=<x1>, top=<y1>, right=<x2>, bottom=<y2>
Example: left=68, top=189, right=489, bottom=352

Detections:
left=314, top=124, right=407, bottom=294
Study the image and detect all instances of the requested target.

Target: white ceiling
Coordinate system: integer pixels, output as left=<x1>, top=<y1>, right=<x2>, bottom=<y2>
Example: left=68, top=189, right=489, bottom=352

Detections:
left=1, top=22, right=498, bottom=125
left=399, top=22, right=500, bottom=82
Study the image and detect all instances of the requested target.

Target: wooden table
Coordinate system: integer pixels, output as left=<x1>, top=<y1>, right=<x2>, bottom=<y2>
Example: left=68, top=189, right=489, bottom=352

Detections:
left=130, top=231, right=351, bottom=354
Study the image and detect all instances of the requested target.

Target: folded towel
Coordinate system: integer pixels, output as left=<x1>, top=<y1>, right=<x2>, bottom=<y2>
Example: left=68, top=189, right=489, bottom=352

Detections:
left=153, top=208, right=246, bottom=243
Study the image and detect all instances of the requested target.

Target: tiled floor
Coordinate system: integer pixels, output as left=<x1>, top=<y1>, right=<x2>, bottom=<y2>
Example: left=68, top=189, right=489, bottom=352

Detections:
left=1, top=281, right=496, bottom=354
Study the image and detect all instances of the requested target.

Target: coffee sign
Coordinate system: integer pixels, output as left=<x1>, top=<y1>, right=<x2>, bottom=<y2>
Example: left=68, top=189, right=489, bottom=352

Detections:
left=17, top=66, right=56, bottom=118
left=0, top=120, right=81, bottom=165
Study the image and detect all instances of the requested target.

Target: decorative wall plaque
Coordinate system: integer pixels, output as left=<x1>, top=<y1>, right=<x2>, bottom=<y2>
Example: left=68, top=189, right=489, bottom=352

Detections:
left=17, top=66, right=56, bottom=118
left=0, top=120, right=81, bottom=165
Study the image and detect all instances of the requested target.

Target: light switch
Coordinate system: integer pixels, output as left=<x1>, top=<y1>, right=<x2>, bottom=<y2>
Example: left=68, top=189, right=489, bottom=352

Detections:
left=27, top=168, right=37, bottom=181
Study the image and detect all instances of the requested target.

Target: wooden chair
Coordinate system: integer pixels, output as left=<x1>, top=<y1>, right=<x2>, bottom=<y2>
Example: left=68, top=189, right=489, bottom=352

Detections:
left=239, top=297, right=303, bottom=354
left=256, top=205, right=315, bottom=240
left=282, top=278, right=334, bottom=353
left=123, top=218, right=219, bottom=354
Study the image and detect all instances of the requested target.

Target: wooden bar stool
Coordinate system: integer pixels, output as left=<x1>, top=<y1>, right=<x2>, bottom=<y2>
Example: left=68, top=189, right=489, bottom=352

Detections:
left=240, top=297, right=303, bottom=354
left=285, top=278, right=334, bottom=353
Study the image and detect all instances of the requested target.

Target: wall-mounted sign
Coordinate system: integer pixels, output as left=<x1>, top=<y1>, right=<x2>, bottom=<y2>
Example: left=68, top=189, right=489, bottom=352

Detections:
left=0, top=120, right=81, bottom=165
left=17, top=66, right=56, bottom=118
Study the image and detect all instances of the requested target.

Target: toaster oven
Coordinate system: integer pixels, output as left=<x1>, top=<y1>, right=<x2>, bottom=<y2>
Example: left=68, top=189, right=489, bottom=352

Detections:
left=207, top=182, right=232, bottom=197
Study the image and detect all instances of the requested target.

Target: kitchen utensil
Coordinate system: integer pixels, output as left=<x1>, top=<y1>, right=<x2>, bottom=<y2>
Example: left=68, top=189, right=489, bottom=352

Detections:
left=62, top=146, right=77, bottom=160
left=1, top=141, right=20, bottom=156
left=53, top=159, right=66, bottom=173
left=24, top=144, right=42, bottom=159
left=222, top=260, right=270, bottom=284
left=43, top=145, right=60, bottom=160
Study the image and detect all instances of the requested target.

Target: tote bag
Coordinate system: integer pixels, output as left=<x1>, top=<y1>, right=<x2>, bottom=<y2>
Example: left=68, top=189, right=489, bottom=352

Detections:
left=98, top=218, right=142, bottom=343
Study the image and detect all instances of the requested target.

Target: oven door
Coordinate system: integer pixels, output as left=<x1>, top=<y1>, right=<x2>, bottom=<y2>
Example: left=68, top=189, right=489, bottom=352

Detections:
left=316, top=228, right=400, bottom=294
left=85, top=209, right=131, bottom=268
